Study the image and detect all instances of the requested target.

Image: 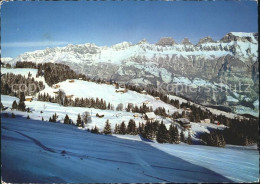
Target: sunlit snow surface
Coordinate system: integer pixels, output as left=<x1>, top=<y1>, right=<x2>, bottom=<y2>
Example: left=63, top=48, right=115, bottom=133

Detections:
left=1, top=116, right=258, bottom=183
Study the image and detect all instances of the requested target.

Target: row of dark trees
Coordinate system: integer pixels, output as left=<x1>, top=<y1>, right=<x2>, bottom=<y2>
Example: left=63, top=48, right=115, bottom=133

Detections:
left=38, top=92, right=115, bottom=110
left=36, top=63, right=87, bottom=86
left=1, top=73, right=45, bottom=97
left=11, top=93, right=26, bottom=111
left=200, top=130, right=226, bottom=147
left=127, top=84, right=259, bottom=146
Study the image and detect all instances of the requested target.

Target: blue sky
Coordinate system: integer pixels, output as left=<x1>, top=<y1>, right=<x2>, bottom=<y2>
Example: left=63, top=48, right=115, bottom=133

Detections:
left=1, top=1, right=258, bottom=58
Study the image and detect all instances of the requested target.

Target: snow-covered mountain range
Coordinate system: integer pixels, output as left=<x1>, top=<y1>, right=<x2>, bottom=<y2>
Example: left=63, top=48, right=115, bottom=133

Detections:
left=2, top=32, right=259, bottom=115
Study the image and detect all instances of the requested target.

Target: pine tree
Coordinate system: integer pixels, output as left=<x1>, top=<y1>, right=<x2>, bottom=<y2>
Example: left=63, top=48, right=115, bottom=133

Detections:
left=11, top=113, right=15, bottom=118
left=18, top=101, right=26, bottom=111
left=12, top=100, right=18, bottom=109
left=52, top=113, right=58, bottom=122
left=174, top=126, right=180, bottom=143
left=91, top=125, right=99, bottom=134
left=27, top=115, right=30, bottom=119
left=143, top=121, right=154, bottom=139
left=180, top=130, right=185, bottom=142
left=76, top=114, right=83, bottom=127
left=156, top=121, right=170, bottom=143
left=49, top=117, right=52, bottom=122
left=1, top=102, right=4, bottom=110
left=138, top=122, right=144, bottom=135
left=42, top=117, right=44, bottom=121
left=169, top=124, right=176, bottom=143
left=187, top=131, right=192, bottom=145
left=119, top=121, right=126, bottom=134
left=103, top=120, right=112, bottom=135
left=127, top=119, right=137, bottom=135
left=114, top=124, right=119, bottom=134
left=64, top=114, right=70, bottom=124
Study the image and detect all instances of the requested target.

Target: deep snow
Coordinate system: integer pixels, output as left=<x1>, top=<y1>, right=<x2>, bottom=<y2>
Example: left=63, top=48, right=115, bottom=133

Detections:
left=1, top=115, right=258, bottom=183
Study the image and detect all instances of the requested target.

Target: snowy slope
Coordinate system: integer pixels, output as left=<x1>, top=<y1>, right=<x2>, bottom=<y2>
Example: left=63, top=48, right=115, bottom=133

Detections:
left=39, top=79, right=179, bottom=114
left=1, top=116, right=258, bottom=183
left=1, top=94, right=224, bottom=141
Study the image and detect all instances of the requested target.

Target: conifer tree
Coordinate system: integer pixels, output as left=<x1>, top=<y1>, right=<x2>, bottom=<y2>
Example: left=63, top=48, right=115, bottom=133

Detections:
left=169, top=124, right=176, bottom=143
left=114, top=124, right=119, bottom=134
left=180, top=130, right=185, bottom=142
left=91, top=125, right=99, bottom=134
left=187, top=131, right=192, bottom=145
left=52, top=113, right=58, bottom=122
left=103, top=120, right=112, bottom=135
left=64, top=114, right=70, bottom=124
left=119, top=121, right=127, bottom=134
left=156, top=121, right=170, bottom=143
left=11, top=113, right=15, bottom=118
left=1, top=102, right=4, bottom=110
left=12, top=100, right=18, bottom=109
left=174, top=125, right=180, bottom=143
left=18, top=101, right=26, bottom=111
left=127, top=119, right=137, bottom=135
left=76, top=114, right=83, bottom=127
left=42, top=117, right=44, bottom=121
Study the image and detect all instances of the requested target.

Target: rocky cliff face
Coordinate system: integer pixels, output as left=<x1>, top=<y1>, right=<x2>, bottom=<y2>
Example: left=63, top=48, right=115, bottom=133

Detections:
left=6, top=32, right=259, bottom=116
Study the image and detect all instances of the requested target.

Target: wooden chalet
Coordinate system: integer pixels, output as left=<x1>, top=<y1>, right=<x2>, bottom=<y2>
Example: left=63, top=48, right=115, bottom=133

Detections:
left=68, top=80, right=75, bottom=83
left=176, top=118, right=191, bottom=129
left=53, top=84, right=60, bottom=89
left=96, top=113, right=104, bottom=118
left=25, top=96, right=33, bottom=102
left=155, top=97, right=160, bottom=100
left=65, top=95, right=74, bottom=99
left=141, top=90, right=147, bottom=95
left=133, top=113, right=139, bottom=118
left=144, top=112, right=156, bottom=121
left=115, top=88, right=126, bottom=93
left=200, top=119, right=211, bottom=124
left=143, top=100, right=150, bottom=105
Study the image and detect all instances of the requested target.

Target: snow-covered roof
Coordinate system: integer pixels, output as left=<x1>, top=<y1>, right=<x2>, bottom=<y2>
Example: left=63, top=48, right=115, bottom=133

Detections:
left=25, top=96, right=33, bottom=99
left=145, top=112, right=156, bottom=119
left=176, top=118, right=190, bottom=124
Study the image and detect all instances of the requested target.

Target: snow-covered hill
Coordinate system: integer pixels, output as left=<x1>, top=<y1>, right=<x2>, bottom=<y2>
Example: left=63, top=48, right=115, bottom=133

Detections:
left=1, top=115, right=258, bottom=183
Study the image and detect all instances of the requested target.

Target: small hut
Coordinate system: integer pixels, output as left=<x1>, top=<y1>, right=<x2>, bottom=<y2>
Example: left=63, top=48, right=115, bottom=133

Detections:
left=176, top=118, right=191, bottom=129
left=25, top=96, right=33, bottom=102
left=144, top=112, right=156, bottom=121
left=96, top=113, right=104, bottom=118
left=141, top=90, right=147, bottom=95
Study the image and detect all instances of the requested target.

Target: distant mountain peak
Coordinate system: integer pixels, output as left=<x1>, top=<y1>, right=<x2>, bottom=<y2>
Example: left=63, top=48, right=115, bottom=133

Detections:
left=220, top=32, right=257, bottom=43
left=181, top=38, right=193, bottom=45
left=156, top=37, right=176, bottom=46
left=137, top=39, right=149, bottom=45
left=197, top=36, right=216, bottom=45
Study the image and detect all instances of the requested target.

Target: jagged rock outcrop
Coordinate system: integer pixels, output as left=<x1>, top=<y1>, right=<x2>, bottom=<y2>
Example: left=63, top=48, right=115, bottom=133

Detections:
left=197, top=36, right=216, bottom=45
left=156, top=37, right=176, bottom=46
left=181, top=38, right=193, bottom=45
